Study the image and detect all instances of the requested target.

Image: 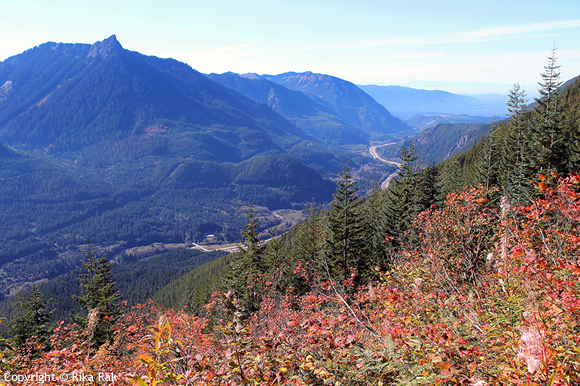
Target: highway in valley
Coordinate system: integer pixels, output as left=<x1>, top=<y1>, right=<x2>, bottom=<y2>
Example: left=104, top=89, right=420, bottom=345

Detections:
left=368, top=142, right=401, bottom=189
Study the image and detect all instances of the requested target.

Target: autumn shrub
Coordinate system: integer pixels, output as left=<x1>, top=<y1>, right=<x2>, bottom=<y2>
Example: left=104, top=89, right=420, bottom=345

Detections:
left=2, top=175, right=579, bottom=385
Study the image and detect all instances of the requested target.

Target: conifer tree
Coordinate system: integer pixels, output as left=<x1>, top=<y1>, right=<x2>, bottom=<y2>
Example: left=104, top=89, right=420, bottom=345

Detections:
left=327, top=161, right=365, bottom=283
left=10, top=284, right=52, bottom=355
left=419, top=163, right=439, bottom=209
left=361, top=182, right=388, bottom=273
left=470, top=125, right=501, bottom=190
left=532, top=48, right=567, bottom=174
left=436, top=156, right=463, bottom=203
left=285, top=200, right=323, bottom=295
left=500, top=84, right=534, bottom=202
left=383, top=143, right=425, bottom=241
left=222, top=203, right=265, bottom=311
left=294, top=200, right=322, bottom=265
left=73, top=237, right=120, bottom=348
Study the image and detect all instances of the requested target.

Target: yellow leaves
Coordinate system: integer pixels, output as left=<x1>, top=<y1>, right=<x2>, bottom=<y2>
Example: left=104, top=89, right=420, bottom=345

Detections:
left=549, top=304, right=563, bottom=317
left=137, top=354, right=154, bottom=365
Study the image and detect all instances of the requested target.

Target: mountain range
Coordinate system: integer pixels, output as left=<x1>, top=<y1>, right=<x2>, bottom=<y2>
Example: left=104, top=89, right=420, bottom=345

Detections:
left=359, top=84, right=508, bottom=121
left=0, top=36, right=401, bottom=295
left=5, top=35, right=571, bottom=300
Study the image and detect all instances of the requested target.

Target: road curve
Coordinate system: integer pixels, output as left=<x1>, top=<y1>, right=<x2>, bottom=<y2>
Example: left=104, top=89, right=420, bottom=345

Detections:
left=369, top=142, right=401, bottom=189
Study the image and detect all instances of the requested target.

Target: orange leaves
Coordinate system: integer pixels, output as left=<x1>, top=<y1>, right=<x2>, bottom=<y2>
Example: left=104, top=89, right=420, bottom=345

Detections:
left=6, top=177, right=580, bottom=385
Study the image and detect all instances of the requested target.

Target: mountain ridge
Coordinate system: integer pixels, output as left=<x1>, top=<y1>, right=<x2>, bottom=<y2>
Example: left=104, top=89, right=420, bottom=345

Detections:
left=359, top=84, right=507, bottom=120
left=0, top=36, right=349, bottom=295
left=0, top=35, right=314, bottom=159
left=206, top=72, right=370, bottom=145
left=262, top=71, right=411, bottom=137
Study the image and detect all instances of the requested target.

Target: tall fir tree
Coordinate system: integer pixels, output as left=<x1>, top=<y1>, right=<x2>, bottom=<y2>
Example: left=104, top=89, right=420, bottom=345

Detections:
left=9, top=284, right=52, bottom=355
left=532, top=48, right=567, bottom=174
left=468, top=122, right=503, bottom=191
left=73, top=237, right=120, bottom=348
left=222, top=203, right=265, bottom=311
left=293, top=200, right=322, bottom=267
left=282, top=200, right=327, bottom=296
left=500, top=84, right=535, bottom=203
left=327, top=161, right=365, bottom=284
left=383, top=143, right=425, bottom=242
left=361, top=182, right=388, bottom=274
left=419, top=163, right=439, bottom=209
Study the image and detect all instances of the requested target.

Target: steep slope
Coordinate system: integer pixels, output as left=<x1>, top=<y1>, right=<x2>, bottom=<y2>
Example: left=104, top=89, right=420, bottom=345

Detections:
left=377, top=123, right=493, bottom=164
left=0, top=37, right=342, bottom=296
left=0, top=143, right=120, bottom=296
left=262, top=72, right=411, bottom=137
left=0, top=35, right=313, bottom=161
left=206, top=72, right=369, bottom=145
left=359, top=84, right=507, bottom=120
left=560, top=74, right=580, bottom=109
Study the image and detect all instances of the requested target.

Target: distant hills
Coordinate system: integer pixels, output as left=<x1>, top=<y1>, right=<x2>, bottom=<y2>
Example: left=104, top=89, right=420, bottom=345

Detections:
left=207, top=71, right=413, bottom=144
left=263, top=72, right=411, bottom=138
left=206, top=72, right=370, bottom=145
left=1, top=36, right=364, bottom=295
left=404, top=114, right=495, bottom=131
left=359, top=84, right=507, bottom=121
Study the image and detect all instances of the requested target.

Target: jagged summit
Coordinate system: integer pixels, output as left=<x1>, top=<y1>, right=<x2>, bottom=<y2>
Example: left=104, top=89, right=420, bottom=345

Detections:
left=87, top=34, right=123, bottom=59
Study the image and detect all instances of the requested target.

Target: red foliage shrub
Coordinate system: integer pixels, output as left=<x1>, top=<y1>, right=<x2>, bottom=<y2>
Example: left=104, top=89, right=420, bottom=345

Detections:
left=3, top=175, right=579, bottom=385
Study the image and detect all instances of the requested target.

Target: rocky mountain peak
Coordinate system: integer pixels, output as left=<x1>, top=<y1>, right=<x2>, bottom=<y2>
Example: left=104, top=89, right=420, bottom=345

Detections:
left=87, top=35, right=123, bottom=59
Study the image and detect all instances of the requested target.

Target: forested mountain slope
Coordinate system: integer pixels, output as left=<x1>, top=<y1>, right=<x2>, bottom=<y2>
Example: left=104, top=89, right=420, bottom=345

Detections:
left=3, top=50, right=580, bottom=385
left=377, top=122, right=494, bottom=164
left=0, top=35, right=313, bottom=158
left=206, top=72, right=369, bottom=145
left=0, top=36, right=348, bottom=296
left=262, top=71, right=411, bottom=137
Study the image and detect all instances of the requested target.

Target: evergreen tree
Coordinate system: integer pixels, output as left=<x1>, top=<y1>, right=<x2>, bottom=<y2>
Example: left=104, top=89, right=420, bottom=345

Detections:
left=383, top=143, right=425, bottom=241
left=73, top=237, right=120, bottom=348
left=436, top=156, right=463, bottom=204
left=284, top=200, right=324, bottom=296
left=532, top=48, right=567, bottom=174
left=470, top=125, right=501, bottom=190
left=222, top=203, right=265, bottom=311
left=500, top=84, right=535, bottom=203
left=361, top=182, right=388, bottom=273
left=9, top=284, right=52, bottom=355
left=419, top=163, right=439, bottom=209
left=327, top=161, right=365, bottom=283
left=293, top=200, right=322, bottom=266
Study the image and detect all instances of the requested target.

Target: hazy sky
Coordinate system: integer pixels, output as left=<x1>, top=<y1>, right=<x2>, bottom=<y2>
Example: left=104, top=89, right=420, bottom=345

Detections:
left=1, top=0, right=579, bottom=95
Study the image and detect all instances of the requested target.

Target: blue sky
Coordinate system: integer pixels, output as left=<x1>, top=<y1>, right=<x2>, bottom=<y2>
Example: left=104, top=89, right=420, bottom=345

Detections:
left=1, top=0, right=579, bottom=95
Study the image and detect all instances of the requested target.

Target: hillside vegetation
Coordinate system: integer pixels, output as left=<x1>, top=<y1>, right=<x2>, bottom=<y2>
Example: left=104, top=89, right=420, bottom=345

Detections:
left=2, top=36, right=392, bottom=295
left=2, top=49, right=580, bottom=385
